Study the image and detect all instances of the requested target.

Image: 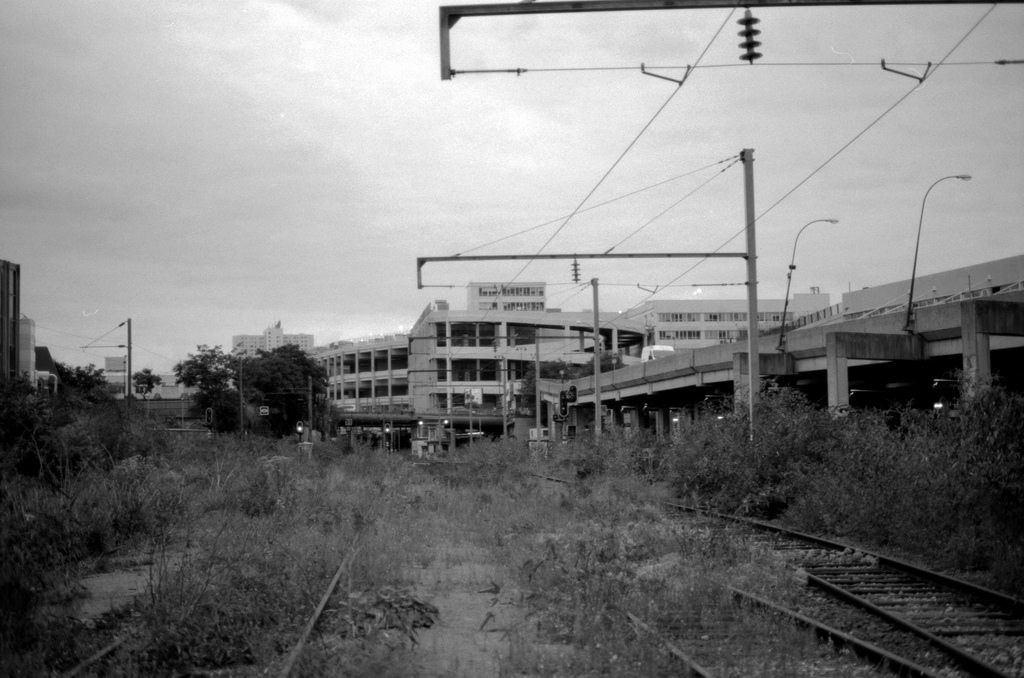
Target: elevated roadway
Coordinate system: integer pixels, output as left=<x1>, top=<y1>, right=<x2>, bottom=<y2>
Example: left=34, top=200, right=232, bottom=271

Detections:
left=541, top=291, right=1024, bottom=433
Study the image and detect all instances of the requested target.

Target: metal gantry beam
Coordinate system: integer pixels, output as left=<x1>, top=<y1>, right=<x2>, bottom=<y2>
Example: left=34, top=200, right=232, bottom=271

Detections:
left=416, top=252, right=745, bottom=289
left=439, top=0, right=1017, bottom=80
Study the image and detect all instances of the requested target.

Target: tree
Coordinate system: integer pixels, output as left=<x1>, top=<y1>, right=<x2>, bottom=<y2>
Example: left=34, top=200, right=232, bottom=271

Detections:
left=518, top=353, right=623, bottom=410
left=54, top=362, right=113, bottom=403
left=132, top=368, right=162, bottom=399
left=242, top=345, right=328, bottom=436
left=173, top=345, right=238, bottom=432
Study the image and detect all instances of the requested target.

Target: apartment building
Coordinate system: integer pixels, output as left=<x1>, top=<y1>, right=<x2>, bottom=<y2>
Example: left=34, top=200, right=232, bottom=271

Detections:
left=232, top=321, right=314, bottom=357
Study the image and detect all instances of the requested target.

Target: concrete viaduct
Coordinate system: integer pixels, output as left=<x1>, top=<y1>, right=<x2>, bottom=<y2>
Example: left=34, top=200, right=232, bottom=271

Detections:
left=540, top=291, right=1024, bottom=435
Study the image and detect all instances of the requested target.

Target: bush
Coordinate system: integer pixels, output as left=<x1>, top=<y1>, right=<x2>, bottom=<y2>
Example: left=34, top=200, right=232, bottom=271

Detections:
left=668, top=382, right=1024, bottom=594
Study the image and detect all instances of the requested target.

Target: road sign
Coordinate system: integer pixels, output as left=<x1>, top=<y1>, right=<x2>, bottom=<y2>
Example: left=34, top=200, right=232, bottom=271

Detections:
left=259, top=406, right=270, bottom=416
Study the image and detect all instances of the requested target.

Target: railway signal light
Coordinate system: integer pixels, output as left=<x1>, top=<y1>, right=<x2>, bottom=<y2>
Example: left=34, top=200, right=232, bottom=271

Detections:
left=567, top=385, right=577, bottom=403
left=558, top=390, right=569, bottom=417
left=737, top=9, right=762, bottom=64
left=296, top=420, right=304, bottom=434
left=205, top=408, right=213, bottom=426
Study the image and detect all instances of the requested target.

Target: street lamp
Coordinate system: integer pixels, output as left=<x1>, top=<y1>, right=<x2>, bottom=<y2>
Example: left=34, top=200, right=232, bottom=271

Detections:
left=233, top=342, right=245, bottom=438
left=777, top=219, right=839, bottom=352
left=904, top=175, right=971, bottom=332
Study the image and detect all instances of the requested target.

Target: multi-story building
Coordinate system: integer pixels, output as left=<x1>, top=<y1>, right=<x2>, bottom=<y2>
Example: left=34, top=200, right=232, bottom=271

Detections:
left=232, top=321, right=314, bottom=357
left=467, top=282, right=547, bottom=312
left=624, top=291, right=833, bottom=350
left=314, top=288, right=648, bottom=421
left=2, top=259, right=20, bottom=381
left=403, top=298, right=646, bottom=416
left=315, top=334, right=411, bottom=414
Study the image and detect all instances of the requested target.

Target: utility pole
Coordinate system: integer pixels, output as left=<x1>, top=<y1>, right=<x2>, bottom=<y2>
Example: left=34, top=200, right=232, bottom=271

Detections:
left=500, top=356, right=508, bottom=441
left=307, top=375, right=314, bottom=444
left=742, top=149, right=760, bottom=440
left=592, top=279, right=602, bottom=437
left=535, top=341, right=541, bottom=438
left=126, top=318, right=132, bottom=419
left=238, top=353, right=244, bottom=439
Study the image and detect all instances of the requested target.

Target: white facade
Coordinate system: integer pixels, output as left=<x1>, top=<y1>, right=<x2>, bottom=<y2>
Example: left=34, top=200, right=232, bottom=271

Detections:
left=624, top=292, right=833, bottom=350
left=232, top=321, right=314, bottom=357
left=467, top=282, right=547, bottom=312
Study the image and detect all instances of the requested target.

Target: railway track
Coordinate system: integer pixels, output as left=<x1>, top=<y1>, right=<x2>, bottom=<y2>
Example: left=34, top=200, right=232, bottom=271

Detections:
left=525, top=471, right=1023, bottom=676
left=668, top=503, right=1024, bottom=678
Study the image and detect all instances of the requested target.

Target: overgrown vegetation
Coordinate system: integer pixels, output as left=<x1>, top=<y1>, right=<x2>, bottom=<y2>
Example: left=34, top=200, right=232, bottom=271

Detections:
left=2, top=372, right=1020, bottom=675
left=669, top=379, right=1024, bottom=592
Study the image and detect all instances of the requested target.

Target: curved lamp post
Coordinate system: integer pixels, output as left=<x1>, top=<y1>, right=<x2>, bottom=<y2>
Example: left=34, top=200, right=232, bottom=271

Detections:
left=903, top=175, right=971, bottom=332
left=777, top=219, right=839, bottom=352
left=233, top=342, right=246, bottom=438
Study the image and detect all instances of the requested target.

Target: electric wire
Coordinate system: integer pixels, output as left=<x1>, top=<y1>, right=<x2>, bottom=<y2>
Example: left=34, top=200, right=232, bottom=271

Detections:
left=603, top=156, right=741, bottom=254
left=81, top=321, right=126, bottom=350
left=467, top=5, right=741, bottom=330
left=455, top=155, right=739, bottom=256
left=450, top=59, right=1016, bottom=77
left=597, top=3, right=998, bottom=331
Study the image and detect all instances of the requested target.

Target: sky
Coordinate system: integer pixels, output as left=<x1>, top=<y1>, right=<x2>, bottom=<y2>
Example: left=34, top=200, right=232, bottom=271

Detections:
left=3, top=0, right=1022, bottom=374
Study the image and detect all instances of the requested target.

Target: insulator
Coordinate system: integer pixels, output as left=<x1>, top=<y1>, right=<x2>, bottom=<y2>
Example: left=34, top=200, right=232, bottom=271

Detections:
left=737, top=9, right=763, bottom=64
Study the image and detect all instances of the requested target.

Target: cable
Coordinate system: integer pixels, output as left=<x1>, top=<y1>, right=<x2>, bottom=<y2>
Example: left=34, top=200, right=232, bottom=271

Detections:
left=597, top=3, right=998, bottom=331
left=133, top=344, right=177, bottom=364
left=455, top=155, right=739, bottom=256
left=81, top=321, right=126, bottom=350
left=470, top=5, right=740, bottom=330
left=450, top=59, right=1015, bottom=76
left=32, top=324, right=102, bottom=341
left=603, top=157, right=741, bottom=254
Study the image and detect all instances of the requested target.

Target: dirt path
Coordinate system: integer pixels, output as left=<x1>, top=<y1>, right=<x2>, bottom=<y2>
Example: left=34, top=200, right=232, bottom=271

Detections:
left=406, top=541, right=523, bottom=677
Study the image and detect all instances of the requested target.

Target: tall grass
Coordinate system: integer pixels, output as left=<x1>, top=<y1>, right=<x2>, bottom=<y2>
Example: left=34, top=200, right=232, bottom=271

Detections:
left=670, top=381, right=1024, bottom=593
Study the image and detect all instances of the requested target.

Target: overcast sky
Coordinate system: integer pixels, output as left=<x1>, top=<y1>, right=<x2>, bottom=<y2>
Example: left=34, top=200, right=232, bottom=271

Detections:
left=3, top=0, right=1022, bottom=373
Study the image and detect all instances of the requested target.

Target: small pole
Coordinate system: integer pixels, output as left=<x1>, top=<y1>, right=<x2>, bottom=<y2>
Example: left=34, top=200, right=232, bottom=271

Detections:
left=741, top=150, right=759, bottom=441
left=238, top=351, right=244, bottom=439
left=307, top=376, right=313, bottom=444
left=535, top=341, right=541, bottom=438
left=126, top=318, right=132, bottom=420
left=500, top=356, right=508, bottom=441
left=592, top=279, right=601, bottom=437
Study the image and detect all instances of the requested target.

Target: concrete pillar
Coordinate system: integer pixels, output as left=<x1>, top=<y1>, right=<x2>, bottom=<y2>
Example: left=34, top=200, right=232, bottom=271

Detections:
left=825, top=333, right=850, bottom=410
left=961, top=303, right=992, bottom=395
left=654, top=408, right=668, bottom=437
left=732, top=352, right=749, bottom=414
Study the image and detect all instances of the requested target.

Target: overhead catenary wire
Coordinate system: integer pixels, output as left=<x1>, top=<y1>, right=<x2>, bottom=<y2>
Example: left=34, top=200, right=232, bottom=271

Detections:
left=455, top=154, right=739, bottom=257
left=450, top=59, right=1017, bottom=77
left=602, top=156, right=741, bottom=254
left=597, top=3, right=999, bottom=330
left=462, top=5, right=741, bottom=328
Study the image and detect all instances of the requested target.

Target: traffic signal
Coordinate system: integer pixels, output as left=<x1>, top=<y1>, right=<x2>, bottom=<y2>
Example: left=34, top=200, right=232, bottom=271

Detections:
left=558, top=390, right=569, bottom=417
left=296, top=420, right=304, bottom=435
left=567, top=385, right=577, bottom=403
left=736, top=9, right=762, bottom=64
left=205, top=408, right=213, bottom=426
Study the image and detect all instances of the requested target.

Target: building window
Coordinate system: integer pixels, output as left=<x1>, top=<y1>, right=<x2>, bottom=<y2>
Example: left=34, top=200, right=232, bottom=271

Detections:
left=659, top=330, right=702, bottom=340
left=704, top=329, right=747, bottom=342
left=658, top=312, right=701, bottom=323
left=706, top=312, right=748, bottom=322
left=503, top=301, right=545, bottom=312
